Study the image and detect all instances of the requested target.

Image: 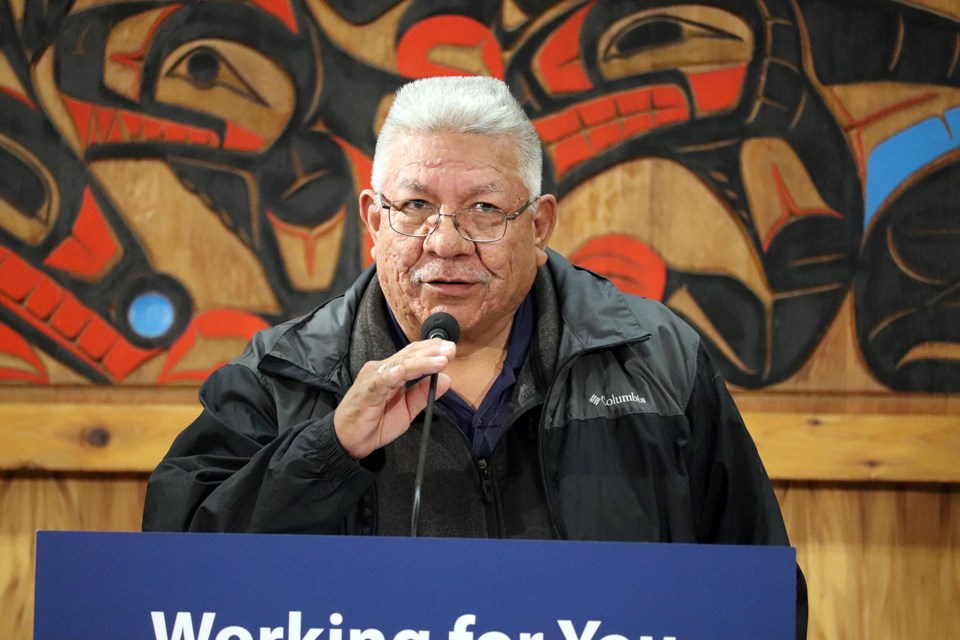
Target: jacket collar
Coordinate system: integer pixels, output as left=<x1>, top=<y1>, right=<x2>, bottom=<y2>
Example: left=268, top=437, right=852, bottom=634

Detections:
left=257, top=264, right=377, bottom=389
left=546, top=249, right=652, bottom=355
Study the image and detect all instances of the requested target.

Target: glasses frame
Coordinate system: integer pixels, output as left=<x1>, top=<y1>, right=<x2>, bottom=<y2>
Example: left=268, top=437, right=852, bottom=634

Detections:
left=379, top=193, right=537, bottom=243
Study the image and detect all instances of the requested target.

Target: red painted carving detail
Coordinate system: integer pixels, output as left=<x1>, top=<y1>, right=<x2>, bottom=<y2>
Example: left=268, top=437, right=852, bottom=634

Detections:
left=158, top=310, right=269, bottom=383
left=534, top=85, right=690, bottom=178
left=571, top=234, right=667, bottom=301
left=534, top=1, right=596, bottom=94
left=0, top=250, right=40, bottom=301
left=76, top=317, right=121, bottom=360
left=249, top=0, right=298, bottom=33
left=223, top=121, right=268, bottom=152
left=43, top=187, right=121, bottom=279
left=397, top=16, right=504, bottom=80
left=49, top=295, right=92, bottom=339
left=24, top=278, right=66, bottom=321
left=686, top=65, right=748, bottom=115
left=0, top=322, right=48, bottom=383
left=62, top=96, right=264, bottom=152
left=0, top=85, right=37, bottom=109
left=0, top=247, right=159, bottom=382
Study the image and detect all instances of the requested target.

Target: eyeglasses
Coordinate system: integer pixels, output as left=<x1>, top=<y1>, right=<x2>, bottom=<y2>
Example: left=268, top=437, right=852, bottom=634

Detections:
left=379, top=193, right=537, bottom=243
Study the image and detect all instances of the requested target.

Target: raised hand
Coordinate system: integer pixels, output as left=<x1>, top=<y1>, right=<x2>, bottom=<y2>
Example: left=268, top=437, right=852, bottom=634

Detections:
left=333, top=338, right=456, bottom=459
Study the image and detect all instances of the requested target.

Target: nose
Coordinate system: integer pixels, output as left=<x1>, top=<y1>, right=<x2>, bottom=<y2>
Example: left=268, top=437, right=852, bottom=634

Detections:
left=423, top=212, right=472, bottom=257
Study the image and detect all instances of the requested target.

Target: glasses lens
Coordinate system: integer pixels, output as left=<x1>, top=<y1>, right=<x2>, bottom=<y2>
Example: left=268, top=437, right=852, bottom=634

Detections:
left=456, top=208, right=507, bottom=241
left=384, top=197, right=513, bottom=242
left=390, top=201, right=437, bottom=236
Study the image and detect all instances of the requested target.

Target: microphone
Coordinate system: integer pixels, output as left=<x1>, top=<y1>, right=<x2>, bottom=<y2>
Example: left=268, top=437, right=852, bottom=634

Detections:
left=411, top=312, right=460, bottom=537
left=420, top=311, right=461, bottom=342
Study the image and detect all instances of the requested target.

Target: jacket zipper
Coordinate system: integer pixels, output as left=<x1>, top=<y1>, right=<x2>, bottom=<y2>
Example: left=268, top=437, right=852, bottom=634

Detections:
left=477, top=458, right=494, bottom=503
left=476, top=457, right=502, bottom=537
left=537, top=334, right=653, bottom=540
left=436, top=409, right=503, bottom=537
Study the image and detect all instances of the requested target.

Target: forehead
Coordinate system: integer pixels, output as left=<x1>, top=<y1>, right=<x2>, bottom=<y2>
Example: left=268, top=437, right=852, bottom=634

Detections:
left=382, top=132, right=523, bottom=196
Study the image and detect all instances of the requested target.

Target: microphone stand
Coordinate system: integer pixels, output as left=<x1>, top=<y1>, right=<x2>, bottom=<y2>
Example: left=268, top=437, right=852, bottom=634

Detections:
left=410, top=373, right=438, bottom=537
left=409, top=311, right=459, bottom=537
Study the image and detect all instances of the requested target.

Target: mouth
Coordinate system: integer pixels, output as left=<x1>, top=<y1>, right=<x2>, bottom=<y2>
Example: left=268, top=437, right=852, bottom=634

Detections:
left=411, top=261, right=492, bottom=292
left=423, top=279, right=480, bottom=296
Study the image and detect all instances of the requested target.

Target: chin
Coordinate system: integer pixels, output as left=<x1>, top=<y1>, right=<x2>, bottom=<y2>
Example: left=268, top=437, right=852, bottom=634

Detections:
left=421, top=306, right=466, bottom=323
left=425, top=307, right=474, bottom=330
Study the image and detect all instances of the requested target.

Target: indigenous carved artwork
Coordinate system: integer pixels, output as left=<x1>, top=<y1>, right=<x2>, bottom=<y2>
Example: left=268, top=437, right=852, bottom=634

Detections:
left=0, top=0, right=956, bottom=391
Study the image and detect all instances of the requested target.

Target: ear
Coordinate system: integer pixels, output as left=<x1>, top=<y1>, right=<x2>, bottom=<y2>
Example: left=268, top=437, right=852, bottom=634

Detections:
left=359, top=189, right=383, bottom=233
left=531, top=195, right=558, bottom=267
left=359, top=190, right=384, bottom=261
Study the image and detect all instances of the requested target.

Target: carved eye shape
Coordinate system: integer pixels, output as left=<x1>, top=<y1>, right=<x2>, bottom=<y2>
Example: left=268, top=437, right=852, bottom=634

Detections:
left=596, top=7, right=752, bottom=80
left=184, top=47, right=219, bottom=87
left=165, top=45, right=268, bottom=106
left=613, top=19, right=682, bottom=55
left=604, top=16, right=742, bottom=60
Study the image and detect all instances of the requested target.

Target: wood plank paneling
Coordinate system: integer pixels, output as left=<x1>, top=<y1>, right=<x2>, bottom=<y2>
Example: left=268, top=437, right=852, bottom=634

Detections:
left=2, top=400, right=958, bottom=482
left=0, top=473, right=147, bottom=640
left=748, top=412, right=960, bottom=481
left=1, top=402, right=200, bottom=471
left=777, top=482, right=960, bottom=639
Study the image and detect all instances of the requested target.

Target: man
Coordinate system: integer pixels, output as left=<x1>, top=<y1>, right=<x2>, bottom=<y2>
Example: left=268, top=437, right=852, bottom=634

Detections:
left=143, top=76, right=806, bottom=635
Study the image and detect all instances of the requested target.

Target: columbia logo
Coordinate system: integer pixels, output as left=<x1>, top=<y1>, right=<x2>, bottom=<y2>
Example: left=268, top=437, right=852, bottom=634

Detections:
left=590, top=392, right=647, bottom=406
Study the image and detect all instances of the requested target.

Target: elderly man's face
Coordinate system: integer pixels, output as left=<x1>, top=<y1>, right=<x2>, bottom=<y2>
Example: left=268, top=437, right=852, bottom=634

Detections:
left=360, top=131, right=556, bottom=344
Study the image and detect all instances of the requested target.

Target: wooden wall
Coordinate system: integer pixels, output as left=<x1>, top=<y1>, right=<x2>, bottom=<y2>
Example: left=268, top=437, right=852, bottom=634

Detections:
left=1, top=1, right=959, bottom=639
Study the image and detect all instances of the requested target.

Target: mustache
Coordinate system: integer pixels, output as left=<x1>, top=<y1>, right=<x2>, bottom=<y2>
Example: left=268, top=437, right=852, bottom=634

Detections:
left=410, top=261, right=493, bottom=286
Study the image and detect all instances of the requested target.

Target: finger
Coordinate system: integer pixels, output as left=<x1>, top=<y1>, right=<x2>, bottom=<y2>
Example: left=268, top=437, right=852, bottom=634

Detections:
left=367, top=357, right=444, bottom=400
left=395, top=350, right=456, bottom=381
left=404, top=373, right=452, bottom=417
left=369, top=362, right=407, bottom=392
left=394, top=338, right=457, bottom=363
left=366, top=343, right=455, bottom=393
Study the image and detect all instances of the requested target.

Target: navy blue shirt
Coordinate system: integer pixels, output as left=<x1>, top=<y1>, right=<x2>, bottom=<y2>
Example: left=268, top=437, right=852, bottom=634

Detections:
left=385, top=294, right=535, bottom=457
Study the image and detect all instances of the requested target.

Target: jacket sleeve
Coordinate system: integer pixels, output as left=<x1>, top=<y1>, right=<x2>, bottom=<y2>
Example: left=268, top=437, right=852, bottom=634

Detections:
left=142, top=363, right=377, bottom=533
left=685, top=344, right=808, bottom=639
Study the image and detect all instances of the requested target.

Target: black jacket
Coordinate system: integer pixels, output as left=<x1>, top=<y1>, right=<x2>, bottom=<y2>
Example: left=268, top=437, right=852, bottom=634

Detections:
left=143, top=250, right=806, bottom=636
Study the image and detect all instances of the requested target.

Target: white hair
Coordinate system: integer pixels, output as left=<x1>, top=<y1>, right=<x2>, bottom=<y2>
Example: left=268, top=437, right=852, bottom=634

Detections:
left=370, top=76, right=543, bottom=198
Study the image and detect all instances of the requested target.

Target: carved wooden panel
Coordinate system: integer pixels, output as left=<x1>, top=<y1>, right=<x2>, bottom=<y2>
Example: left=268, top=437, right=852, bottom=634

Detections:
left=0, top=0, right=956, bottom=392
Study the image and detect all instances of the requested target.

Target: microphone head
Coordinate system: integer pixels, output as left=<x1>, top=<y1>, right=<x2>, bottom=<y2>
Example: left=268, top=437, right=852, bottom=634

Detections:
left=420, top=312, right=461, bottom=343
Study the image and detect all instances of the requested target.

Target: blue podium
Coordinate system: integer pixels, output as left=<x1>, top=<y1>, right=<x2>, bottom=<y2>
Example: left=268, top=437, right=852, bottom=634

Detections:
left=34, top=531, right=795, bottom=640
